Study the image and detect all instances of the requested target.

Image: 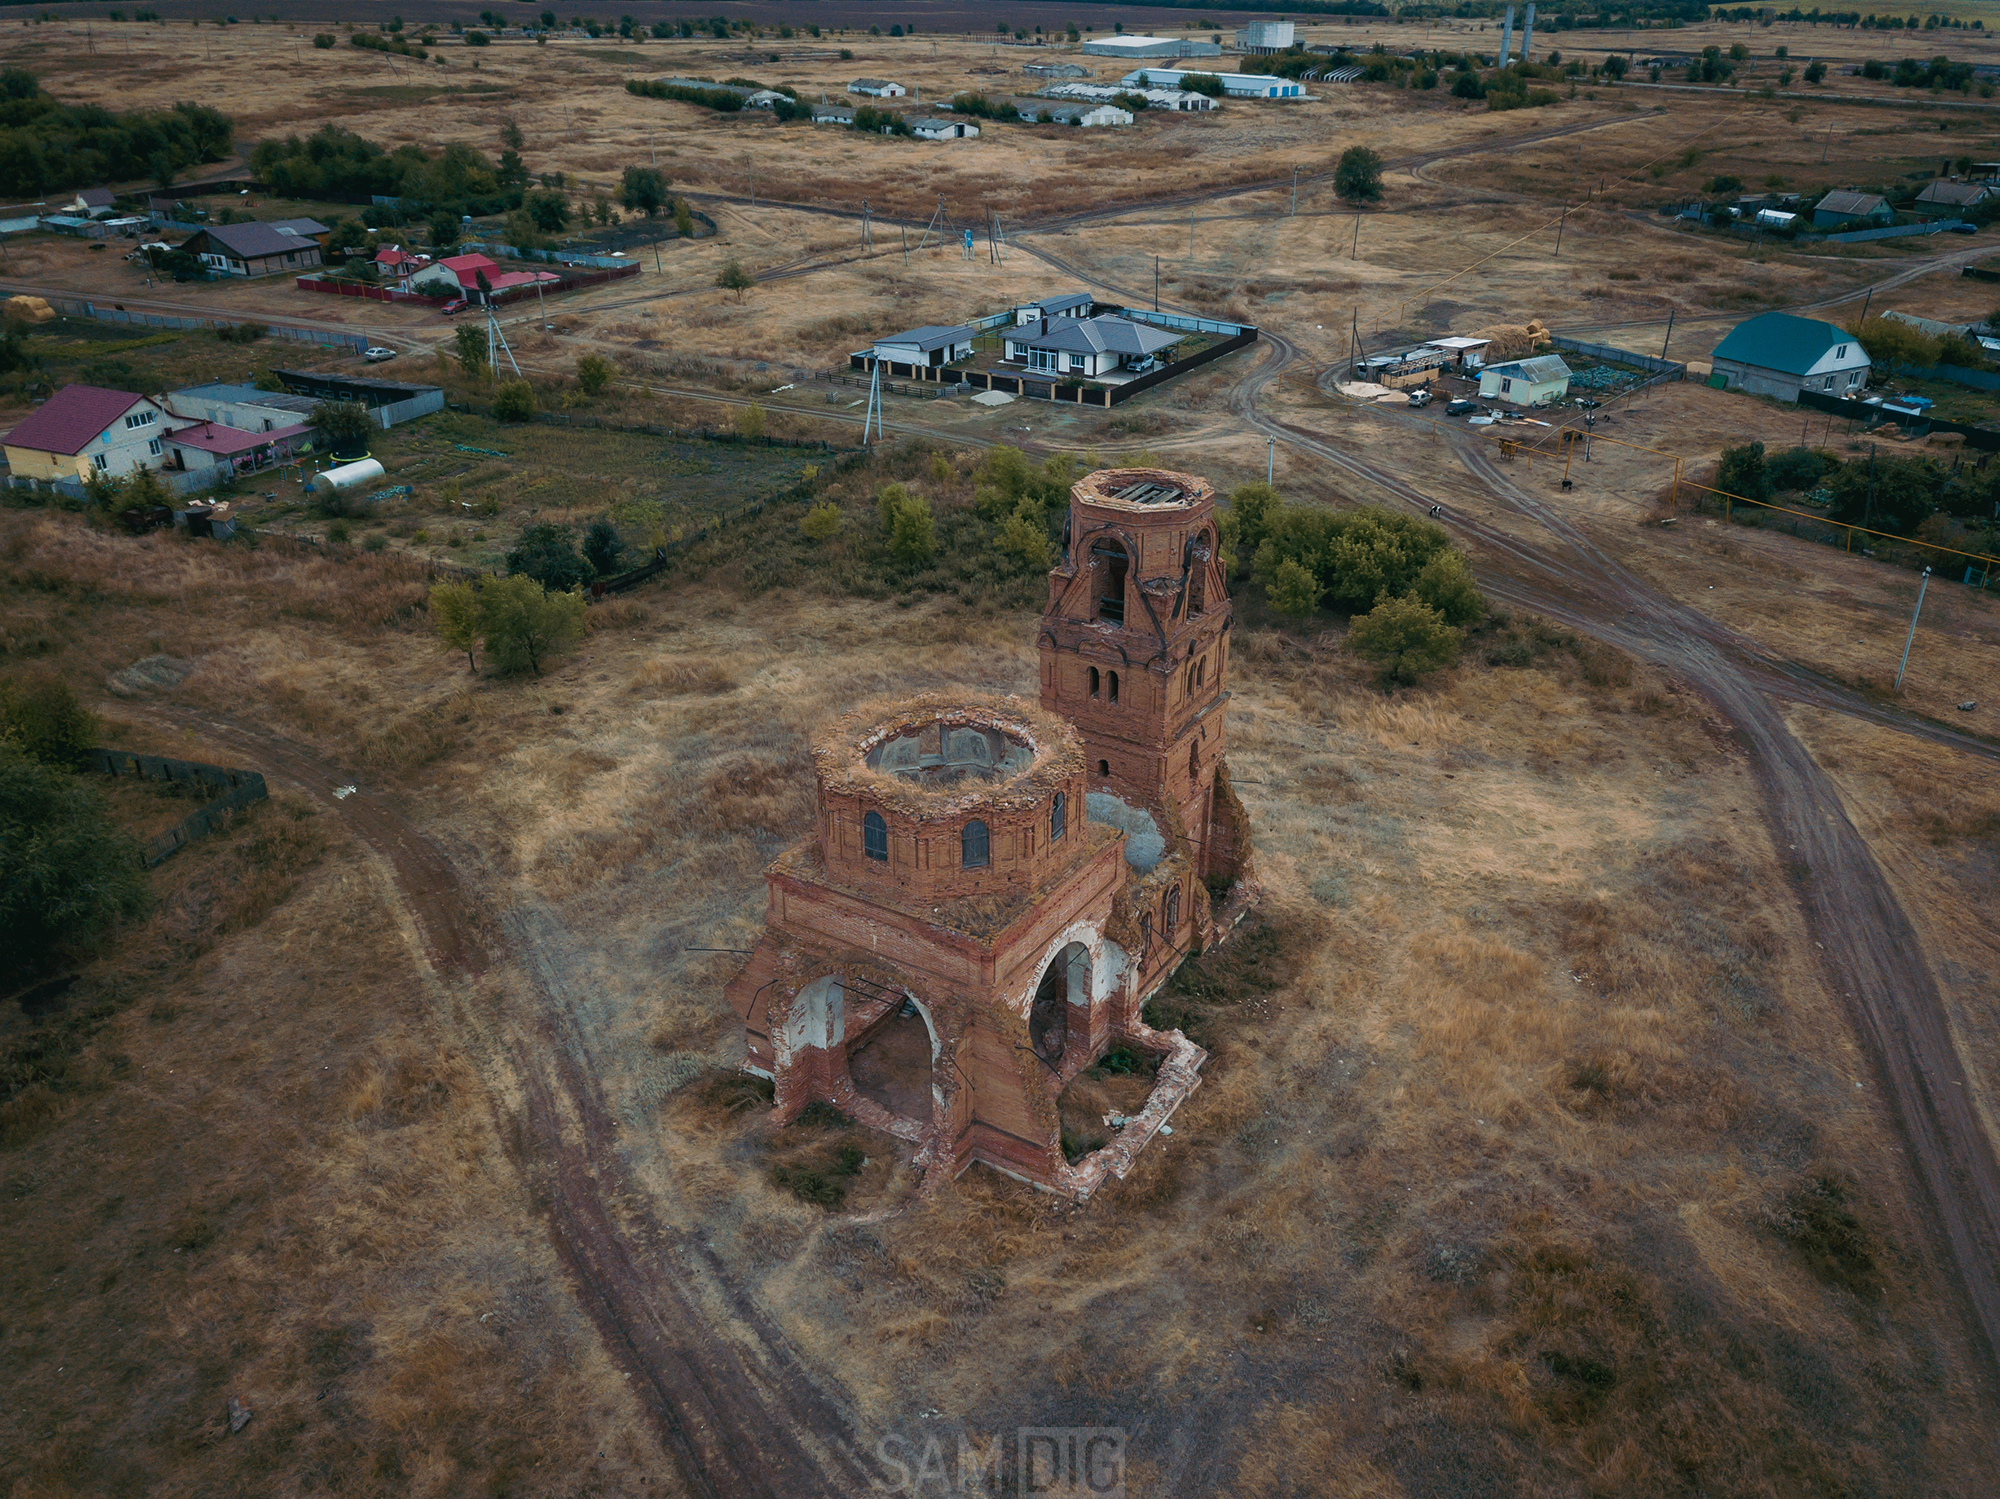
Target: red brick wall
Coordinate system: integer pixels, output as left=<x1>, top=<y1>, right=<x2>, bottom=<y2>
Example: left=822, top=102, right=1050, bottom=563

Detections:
left=815, top=773, right=1088, bottom=904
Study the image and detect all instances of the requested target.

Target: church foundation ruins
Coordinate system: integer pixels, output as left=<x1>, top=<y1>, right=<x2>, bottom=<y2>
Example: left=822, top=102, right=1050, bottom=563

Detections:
left=725, top=467, right=1257, bottom=1197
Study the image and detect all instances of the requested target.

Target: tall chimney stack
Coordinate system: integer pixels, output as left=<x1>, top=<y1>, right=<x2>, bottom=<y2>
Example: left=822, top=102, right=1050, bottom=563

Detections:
left=1499, top=5, right=1515, bottom=64
left=1521, top=2, right=1536, bottom=61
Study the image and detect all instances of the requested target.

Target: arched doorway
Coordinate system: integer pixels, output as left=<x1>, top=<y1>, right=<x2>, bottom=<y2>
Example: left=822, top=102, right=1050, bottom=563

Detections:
left=847, top=997, right=936, bottom=1123
left=1031, top=942, right=1090, bottom=1066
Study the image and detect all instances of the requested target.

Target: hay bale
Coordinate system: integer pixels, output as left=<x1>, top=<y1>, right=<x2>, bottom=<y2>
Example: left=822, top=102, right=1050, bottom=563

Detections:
left=4, top=295, right=55, bottom=324
left=1468, top=319, right=1550, bottom=362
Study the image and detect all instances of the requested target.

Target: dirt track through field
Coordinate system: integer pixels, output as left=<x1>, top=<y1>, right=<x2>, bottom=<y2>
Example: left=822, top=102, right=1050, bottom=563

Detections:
left=1227, top=332, right=2000, bottom=1395
left=142, top=707, right=875, bottom=1499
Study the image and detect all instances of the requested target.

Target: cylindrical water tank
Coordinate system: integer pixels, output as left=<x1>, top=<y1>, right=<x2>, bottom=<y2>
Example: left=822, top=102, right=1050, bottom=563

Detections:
left=309, top=457, right=385, bottom=493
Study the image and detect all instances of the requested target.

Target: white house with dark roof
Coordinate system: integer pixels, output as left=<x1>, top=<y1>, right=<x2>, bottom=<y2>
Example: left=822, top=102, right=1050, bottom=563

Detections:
left=1015, top=99, right=1133, bottom=127
left=909, top=116, right=979, bottom=140
left=1015, top=292, right=1094, bottom=325
left=871, top=324, right=977, bottom=368
left=1478, top=354, right=1573, bottom=406
left=1002, top=314, right=1182, bottom=380
left=847, top=78, right=906, bottom=97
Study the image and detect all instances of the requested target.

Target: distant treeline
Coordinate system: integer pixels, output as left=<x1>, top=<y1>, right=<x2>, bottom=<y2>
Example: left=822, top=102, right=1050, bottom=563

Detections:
left=247, top=126, right=527, bottom=221
left=0, top=68, right=231, bottom=198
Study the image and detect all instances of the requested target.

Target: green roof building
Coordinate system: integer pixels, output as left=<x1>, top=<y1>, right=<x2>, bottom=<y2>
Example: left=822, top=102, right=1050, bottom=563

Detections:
left=1708, top=313, right=1872, bottom=403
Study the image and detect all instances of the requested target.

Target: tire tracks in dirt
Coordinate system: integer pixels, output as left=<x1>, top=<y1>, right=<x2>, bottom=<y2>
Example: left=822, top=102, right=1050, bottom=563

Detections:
left=142, top=707, right=874, bottom=1499
left=1233, top=332, right=2000, bottom=1389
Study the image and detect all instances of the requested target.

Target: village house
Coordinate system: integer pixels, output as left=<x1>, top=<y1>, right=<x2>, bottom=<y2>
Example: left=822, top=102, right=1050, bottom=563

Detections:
left=1003, top=314, right=1182, bottom=380
left=1015, top=292, right=1095, bottom=325
left=163, top=420, right=312, bottom=480
left=1478, top=354, right=1573, bottom=405
left=847, top=77, right=906, bottom=97
left=1911, top=178, right=1996, bottom=219
left=909, top=116, right=980, bottom=141
left=177, top=221, right=324, bottom=278
left=871, top=324, right=979, bottom=368
left=164, top=382, right=321, bottom=433
left=1707, top=311, right=1872, bottom=401
left=1811, top=190, right=1894, bottom=230
left=372, top=247, right=431, bottom=281
left=1015, top=99, right=1134, bottom=127
left=1121, top=66, right=1305, bottom=99
left=1041, top=81, right=1218, bottom=112
left=407, top=252, right=558, bottom=302
left=2, top=384, right=179, bottom=484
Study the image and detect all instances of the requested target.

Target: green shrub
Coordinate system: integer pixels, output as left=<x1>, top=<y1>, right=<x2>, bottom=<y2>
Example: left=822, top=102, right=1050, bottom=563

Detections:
left=997, top=500, right=1054, bottom=569
left=492, top=378, right=536, bottom=422
left=575, top=352, right=613, bottom=395
left=888, top=494, right=935, bottom=566
left=0, top=752, right=151, bottom=982
left=0, top=674, right=97, bottom=768
left=800, top=502, right=844, bottom=542
left=506, top=522, right=591, bottom=591
left=583, top=518, right=624, bottom=576
left=1716, top=441, right=1771, bottom=503
left=476, top=574, right=585, bottom=675
left=1766, top=446, right=1838, bottom=493
left=1346, top=594, right=1463, bottom=687
left=1266, top=557, right=1320, bottom=617
left=326, top=518, right=353, bottom=544
left=1411, top=549, right=1484, bottom=627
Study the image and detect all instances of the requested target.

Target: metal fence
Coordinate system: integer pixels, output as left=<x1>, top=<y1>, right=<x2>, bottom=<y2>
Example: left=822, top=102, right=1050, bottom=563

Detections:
left=87, top=748, right=269, bottom=868
left=1548, top=336, right=1688, bottom=380
left=1824, top=219, right=1970, bottom=243
left=53, top=297, right=370, bottom=352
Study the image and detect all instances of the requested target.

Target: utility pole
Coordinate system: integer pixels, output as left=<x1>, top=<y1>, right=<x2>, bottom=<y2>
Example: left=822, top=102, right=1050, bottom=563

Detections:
left=862, top=200, right=872, bottom=252
left=1857, top=286, right=1872, bottom=325
left=1554, top=204, right=1567, bottom=257
left=1189, top=216, right=1195, bottom=257
left=1894, top=567, right=1931, bottom=689
left=1267, top=436, right=1275, bottom=485
left=1352, top=212, right=1360, bottom=259
left=1290, top=164, right=1299, bottom=217
left=1660, top=309, right=1675, bottom=360
left=863, top=360, right=882, bottom=445
left=1154, top=255, right=1160, bottom=312
left=1821, top=125, right=1832, bottom=163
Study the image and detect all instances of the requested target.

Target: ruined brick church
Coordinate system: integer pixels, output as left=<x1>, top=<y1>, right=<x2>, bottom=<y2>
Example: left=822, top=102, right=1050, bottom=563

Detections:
left=726, top=467, right=1256, bottom=1197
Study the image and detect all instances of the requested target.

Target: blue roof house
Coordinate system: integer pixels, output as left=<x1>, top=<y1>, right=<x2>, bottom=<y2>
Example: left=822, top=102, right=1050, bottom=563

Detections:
left=1708, top=313, right=1872, bottom=402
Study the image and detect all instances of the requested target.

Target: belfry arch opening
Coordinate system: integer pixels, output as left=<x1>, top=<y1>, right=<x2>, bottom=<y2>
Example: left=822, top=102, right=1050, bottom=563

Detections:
left=848, top=994, right=937, bottom=1124
left=1091, top=541, right=1128, bottom=624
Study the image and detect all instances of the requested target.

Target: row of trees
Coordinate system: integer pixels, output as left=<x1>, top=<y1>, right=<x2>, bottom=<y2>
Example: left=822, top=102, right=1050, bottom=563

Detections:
left=1716, top=441, right=2000, bottom=537
left=0, top=68, right=232, bottom=196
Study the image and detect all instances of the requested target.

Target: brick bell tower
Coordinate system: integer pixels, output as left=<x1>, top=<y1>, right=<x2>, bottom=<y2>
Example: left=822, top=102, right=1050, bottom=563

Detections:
left=1037, top=468, right=1238, bottom=887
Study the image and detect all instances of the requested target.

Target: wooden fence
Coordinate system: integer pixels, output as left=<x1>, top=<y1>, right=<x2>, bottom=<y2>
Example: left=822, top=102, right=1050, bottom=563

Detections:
left=88, top=749, right=270, bottom=867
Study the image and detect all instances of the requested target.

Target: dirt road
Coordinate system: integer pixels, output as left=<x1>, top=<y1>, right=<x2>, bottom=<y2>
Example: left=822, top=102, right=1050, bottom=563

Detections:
left=145, top=708, right=876, bottom=1499
left=1229, top=331, right=2000, bottom=1388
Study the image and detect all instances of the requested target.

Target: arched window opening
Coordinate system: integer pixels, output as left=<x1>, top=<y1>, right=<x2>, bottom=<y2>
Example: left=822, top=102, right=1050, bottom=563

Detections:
left=1030, top=953, right=1071, bottom=1064
left=1108, top=670, right=1120, bottom=704
left=1164, top=885, right=1181, bottom=937
left=1096, top=759, right=1110, bottom=777
left=1188, top=560, right=1207, bottom=618
left=863, top=810, right=888, bottom=862
left=1195, top=656, right=1205, bottom=689
left=1189, top=741, right=1200, bottom=781
left=962, top=819, right=990, bottom=869
left=1051, top=791, right=1066, bottom=842
left=1088, top=666, right=1100, bottom=698
left=1091, top=540, right=1128, bottom=624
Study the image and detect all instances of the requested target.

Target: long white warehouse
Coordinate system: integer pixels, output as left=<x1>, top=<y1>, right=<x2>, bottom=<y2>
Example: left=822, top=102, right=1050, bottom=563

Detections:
left=1120, top=67, right=1305, bottom=99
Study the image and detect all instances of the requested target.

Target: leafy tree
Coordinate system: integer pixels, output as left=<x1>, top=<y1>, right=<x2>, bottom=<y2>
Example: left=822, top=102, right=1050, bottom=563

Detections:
left=493, top=378, right=536, bottom=422
left=1223, top=481, right=1282, bottom=571
left=1267, top=557, right=1321, bottom=616
left=1178, top=72, right=1225, bottom=97
left=1335, top=145, right=1384, bottom=203
left=1602, top=54, right=1628, bottom=79
left=1804, top=60, right=1827, bottom=83
left=583, top=518, right=624, bottom=576
left=82, top=467, right=171, bottom=518
left=575, top=353, right=613, bottom=395
left=997, top=500, right=1054, bottom=570
left=454, top=323, right=489, bottom=379
left=507, top=522, right=591, bottom=591
left=736, top=402, right=765, bottom=441
left=1849, top=315, right=1938, bottom=374
left=0, top=752, right=151, bottom=981
left=673, top=197, right=696, bottom=240
left=500, top=117, right=524, bottom=152
left=872, top=486, right=935, bottom=566
left=429, top=580, right=481, bottom=670
left=1346, top=595, right=1462, bottom=687
left=526, top=189, right=569, bottom=232
left=1411, top=549, right=1484, bottom=627
left=801, top=502, right=844, bottom=542
left=429, top=210, right=462, bottom=248
left=1716, top=441, right=1772, bottom=503
left=1824, top=452, right=1937, bottom=535
left=1767, top=446, right=1838, bottom=492
left=0, top=673, right=97, bottom=768
left=476, top=574, right=585, bottom=675
left=716, top=259, right=754, bottom=301
left=619, top=165, right=668, bottom=217
left=311, top=398, right=374, bottom=453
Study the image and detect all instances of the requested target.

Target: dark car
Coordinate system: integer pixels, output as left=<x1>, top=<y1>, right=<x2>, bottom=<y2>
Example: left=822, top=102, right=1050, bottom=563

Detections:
left=1446, top=399, right=1479, bottom=415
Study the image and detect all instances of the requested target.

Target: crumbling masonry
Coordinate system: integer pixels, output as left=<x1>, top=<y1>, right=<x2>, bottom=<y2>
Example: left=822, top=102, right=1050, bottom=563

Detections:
left=726, top=468, right=1257, bottom=1197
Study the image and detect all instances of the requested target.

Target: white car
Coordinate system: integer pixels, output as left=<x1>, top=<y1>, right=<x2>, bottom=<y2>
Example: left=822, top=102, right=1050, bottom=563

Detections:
left=363, top=346, right=397, bottom=362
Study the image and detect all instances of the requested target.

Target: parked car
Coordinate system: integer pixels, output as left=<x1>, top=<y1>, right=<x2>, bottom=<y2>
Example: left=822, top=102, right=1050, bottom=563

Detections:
left=363, top=346, right=397, bottom=362
left=1407, top=388, right=1433, bottom=408
left=441, top=299, right=467, bottom=316
left=1446, top=399, right=1479, bottom=416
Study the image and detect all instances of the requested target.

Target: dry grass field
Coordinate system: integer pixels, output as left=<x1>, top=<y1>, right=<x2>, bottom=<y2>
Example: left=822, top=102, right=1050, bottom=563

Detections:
left=7, top=9, right=2000, bottom=1493
left=3, top=467, right=1997, bottom=1492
